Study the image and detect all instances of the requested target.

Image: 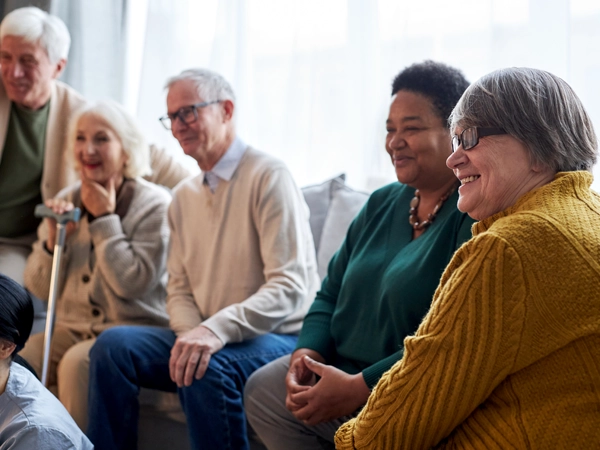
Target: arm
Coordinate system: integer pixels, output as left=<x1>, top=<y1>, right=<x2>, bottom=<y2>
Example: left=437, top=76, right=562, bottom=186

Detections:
left=336, top=234, right=527, bottom=449
left=22, top=220, right=54, bottom=301
left=200, top=167, right=316, bottom=343
left=165, top=197, right=203, bottom=334
left=144, top=144, right=192, bottom=189
left=89, top=191, right=170, bottom=300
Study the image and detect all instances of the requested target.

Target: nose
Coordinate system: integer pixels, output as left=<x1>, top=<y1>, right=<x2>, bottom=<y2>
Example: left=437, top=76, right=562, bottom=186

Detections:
left=446, top=147, right=466, bottom=170
left=388, top=133, right=407, bottom=150
left=10, top=62, right=24, bottom=78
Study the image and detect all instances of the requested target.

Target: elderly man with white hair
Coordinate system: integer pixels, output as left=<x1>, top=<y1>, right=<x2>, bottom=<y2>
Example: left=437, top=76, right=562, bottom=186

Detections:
left=0, top=6, right=190, bottom=285
left=86, top=68, right=319, bottom=450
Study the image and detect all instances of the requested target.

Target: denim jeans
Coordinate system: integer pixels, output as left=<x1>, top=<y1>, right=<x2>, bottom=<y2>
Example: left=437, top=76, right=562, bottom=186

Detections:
left=86, top=325, right=297, bottom=450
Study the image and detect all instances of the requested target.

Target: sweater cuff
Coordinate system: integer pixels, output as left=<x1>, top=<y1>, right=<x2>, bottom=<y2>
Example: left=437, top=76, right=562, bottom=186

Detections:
left=88, top=214, right=123, bottom=241
left=201, top=311, right=240, bottom=345
left=361, top=349, right=404, bottom=389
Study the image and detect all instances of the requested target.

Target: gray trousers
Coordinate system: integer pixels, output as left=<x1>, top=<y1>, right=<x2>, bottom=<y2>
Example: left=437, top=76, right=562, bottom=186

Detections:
left=245, top=355, right=355, bottom=450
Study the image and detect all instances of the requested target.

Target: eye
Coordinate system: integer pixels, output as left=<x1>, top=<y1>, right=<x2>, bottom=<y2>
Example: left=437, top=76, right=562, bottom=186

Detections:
left=76, top=134, right=85, bottom=141
left=20, top=56, right=36, bottom=67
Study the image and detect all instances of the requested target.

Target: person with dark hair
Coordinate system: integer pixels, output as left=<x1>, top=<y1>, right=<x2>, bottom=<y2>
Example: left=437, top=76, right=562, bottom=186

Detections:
left=0, top=273, right=93, bottom=449
left=335, top=68, right=600, bottom=449
left=244, top=61, right=474, bottom=449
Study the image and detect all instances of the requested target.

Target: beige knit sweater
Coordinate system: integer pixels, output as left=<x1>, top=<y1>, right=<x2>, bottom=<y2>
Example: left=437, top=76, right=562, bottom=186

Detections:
left=166, top=147, right=319, bottom=344
left=335, top=171, right=600, bottom=449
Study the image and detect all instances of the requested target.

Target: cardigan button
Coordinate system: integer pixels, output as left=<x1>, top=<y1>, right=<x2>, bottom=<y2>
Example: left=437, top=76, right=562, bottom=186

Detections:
left=82, top=274, right=90, bottom=283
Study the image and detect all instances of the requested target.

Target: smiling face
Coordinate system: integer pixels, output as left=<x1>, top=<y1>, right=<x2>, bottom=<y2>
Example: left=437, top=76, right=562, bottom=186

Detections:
left=386, top=90, right=456, bottom=191
left=0, top=35, right=65, bottom=110
left=74, top=114, right=127, bottom=187
left=446, top=130, right=555, bottom=220
left=166, top=79, right=233, bottom=170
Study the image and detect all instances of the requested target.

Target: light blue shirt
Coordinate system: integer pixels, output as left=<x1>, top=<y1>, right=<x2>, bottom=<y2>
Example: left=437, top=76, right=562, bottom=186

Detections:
left=203, top=137, right=247, bottom=193
left=0, top=362, right=93, bottom=450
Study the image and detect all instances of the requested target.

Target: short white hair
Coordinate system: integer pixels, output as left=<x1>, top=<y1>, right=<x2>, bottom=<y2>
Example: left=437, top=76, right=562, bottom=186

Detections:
left=0, top=7, right=70, bottom=65
left=68, top=101, right=151, bottom=179
left=165, top=68, right=236, bottom=105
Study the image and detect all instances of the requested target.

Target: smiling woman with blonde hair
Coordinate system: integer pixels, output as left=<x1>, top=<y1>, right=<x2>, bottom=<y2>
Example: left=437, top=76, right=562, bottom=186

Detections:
left=20, top=100, right=171, bottom=430
left=335, top=67, right=600, bottom=449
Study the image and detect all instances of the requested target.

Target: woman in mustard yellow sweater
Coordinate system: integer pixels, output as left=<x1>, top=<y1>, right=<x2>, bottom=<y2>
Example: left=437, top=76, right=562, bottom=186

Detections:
left=335, top=67, right=600, bottom=449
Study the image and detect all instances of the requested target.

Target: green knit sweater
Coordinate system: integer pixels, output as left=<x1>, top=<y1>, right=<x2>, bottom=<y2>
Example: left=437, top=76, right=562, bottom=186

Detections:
left=296, top=182, right=474, bottom=387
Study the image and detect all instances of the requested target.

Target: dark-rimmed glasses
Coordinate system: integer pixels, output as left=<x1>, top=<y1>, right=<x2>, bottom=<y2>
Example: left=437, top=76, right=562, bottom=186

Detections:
left=451, top=127, right=507, bottom=152
left=159, top=100, right=221, bottom=130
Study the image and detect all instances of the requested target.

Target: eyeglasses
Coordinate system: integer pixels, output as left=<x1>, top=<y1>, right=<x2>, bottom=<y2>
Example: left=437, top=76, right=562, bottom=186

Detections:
left=159, top=100, right=221, bottom=130
left=451, top=127, right=507, bottom=153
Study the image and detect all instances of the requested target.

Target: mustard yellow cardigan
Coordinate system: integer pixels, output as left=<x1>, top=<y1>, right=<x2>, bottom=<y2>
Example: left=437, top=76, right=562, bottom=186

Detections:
left=335, top=171, right=600, bottom=449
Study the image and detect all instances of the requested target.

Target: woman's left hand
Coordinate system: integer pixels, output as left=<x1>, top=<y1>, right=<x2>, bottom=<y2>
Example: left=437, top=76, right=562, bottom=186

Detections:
left=288, top=356, right=371, bottom=425
left=81, top=176, right=117, bottom=217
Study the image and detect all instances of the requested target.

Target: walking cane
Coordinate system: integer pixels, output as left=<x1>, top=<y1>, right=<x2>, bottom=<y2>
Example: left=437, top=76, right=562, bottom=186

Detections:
left=34, top=204, right=81, bottom=387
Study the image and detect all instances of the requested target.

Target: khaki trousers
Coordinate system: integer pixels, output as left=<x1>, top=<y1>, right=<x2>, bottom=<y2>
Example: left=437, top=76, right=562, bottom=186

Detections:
left=20, top=326, right=94, bottom=432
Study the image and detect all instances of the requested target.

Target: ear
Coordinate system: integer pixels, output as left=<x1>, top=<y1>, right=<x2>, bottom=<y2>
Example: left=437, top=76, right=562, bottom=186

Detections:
left=52, top=58, right=68, bottom=79
left=0, top=340, right=16, bottom=360
left=221, top=99, right=234, bottom=122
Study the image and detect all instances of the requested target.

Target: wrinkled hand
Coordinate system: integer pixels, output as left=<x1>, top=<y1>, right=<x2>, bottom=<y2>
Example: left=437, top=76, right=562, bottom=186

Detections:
left=80, top=176, right=117, bottom=217
left=288, top=356, right=371, bottom=426
left=44, top=198, right=77, bottom=251
left=169, top=325, right=224, bottom=387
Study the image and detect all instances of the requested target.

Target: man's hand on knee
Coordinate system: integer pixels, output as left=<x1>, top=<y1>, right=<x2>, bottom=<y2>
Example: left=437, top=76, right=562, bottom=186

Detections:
left=169, top=326, right=224, bottom=387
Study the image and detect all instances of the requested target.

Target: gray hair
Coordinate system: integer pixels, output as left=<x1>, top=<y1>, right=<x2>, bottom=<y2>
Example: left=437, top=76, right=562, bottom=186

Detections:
left=165, top=68, right=236, bottom=105
left=68, top=101, right=151, bottom=179
left=0, top=7, right=71, bottom=65
left=450, top=67, right=598, bottom=172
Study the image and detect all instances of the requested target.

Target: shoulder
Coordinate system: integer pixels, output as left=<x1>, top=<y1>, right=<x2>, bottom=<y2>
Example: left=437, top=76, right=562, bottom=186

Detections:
left=52, top=80, right=86, bottom=110
left=171, top=173, right=203, bottom=200
left=7, top=424, right=91, bottom=450
left=238, top=147, right=289, bottom=179
left=132, top=178, right=172, bottom=206
left=361, top=182, right=408, bottom=215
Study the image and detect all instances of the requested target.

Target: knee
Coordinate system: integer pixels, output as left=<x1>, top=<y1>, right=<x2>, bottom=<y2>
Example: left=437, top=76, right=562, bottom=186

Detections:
left=89, top=327, right=134, bottom=363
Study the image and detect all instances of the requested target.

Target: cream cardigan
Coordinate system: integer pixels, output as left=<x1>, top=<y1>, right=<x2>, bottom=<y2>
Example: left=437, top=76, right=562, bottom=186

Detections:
left=24, top=178, right=171, bottom=333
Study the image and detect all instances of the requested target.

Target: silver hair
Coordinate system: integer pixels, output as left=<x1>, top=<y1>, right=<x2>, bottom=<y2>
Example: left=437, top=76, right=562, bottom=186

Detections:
left=165, top=68, right=236, bottom=105
left=0, top=7, right=71, bottom=65
left=68, top=101, right=151, bottom=179
left=450, top=67, right=598, bottom=172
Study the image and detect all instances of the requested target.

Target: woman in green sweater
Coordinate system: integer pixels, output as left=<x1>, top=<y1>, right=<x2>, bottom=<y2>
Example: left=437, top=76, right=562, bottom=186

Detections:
left=244, top=61, right=474, bottom=449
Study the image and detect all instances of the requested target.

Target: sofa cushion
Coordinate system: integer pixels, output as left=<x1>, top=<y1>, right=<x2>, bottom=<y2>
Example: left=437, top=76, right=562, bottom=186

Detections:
left=302, top=174, right=368, bottom=280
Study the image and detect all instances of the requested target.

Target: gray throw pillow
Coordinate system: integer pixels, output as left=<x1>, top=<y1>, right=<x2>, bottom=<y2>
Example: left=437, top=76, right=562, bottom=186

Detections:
left=302, top=174, right=369, bottom=279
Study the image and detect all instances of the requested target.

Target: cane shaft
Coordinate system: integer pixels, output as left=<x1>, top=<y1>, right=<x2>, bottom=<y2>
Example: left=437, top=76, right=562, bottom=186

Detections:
left=41, top=224, right=67, bottom=387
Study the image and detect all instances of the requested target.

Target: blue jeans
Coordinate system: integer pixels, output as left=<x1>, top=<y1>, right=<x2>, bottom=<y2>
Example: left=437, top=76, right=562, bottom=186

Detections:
left=86, top=326, right=297, bottom=450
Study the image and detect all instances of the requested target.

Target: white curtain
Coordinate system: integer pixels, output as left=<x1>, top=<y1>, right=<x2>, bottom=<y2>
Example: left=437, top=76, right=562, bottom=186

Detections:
left=59, top=0, right=600, bottom=191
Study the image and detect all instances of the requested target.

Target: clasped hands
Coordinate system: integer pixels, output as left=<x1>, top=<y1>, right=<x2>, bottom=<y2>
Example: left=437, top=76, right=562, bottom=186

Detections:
left=45, top=175, right=119, bottom=251
left=169, top=325, right=224, bottom=387
left=285, top=350, right=371, bottom=426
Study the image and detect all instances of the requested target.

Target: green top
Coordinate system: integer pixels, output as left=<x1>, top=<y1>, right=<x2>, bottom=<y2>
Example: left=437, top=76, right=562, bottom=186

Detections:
left=0, top=101, right=50, bottom=238
left=296, top=182, right=475, bottom=388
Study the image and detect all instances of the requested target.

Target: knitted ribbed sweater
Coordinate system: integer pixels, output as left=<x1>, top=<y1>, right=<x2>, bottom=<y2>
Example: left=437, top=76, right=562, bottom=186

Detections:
left=335, top=171, right=600, bottom=449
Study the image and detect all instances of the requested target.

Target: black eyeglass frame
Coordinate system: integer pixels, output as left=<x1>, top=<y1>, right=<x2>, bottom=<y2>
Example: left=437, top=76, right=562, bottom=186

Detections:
left=451, top=127, right=507, bottom=153
left=159, top=100, right=221, bottom=130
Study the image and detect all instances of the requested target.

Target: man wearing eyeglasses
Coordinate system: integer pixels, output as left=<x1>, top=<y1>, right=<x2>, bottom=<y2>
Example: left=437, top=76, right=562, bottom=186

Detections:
left=86, top=68, right=319, bottom=450
left=0, top=7, right=190, bottom=287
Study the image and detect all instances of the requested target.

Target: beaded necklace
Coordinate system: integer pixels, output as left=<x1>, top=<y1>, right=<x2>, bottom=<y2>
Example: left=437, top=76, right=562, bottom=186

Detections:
left=408, top=183, right=458, bottom=230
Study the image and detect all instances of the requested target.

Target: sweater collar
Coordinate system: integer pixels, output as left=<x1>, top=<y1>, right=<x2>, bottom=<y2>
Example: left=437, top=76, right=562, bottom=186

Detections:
left=472, top=171, right=594, bottom=236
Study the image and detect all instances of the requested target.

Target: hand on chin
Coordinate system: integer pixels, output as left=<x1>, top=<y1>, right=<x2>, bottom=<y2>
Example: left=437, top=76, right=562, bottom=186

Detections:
left=80, top=173, right=120, bottom=217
